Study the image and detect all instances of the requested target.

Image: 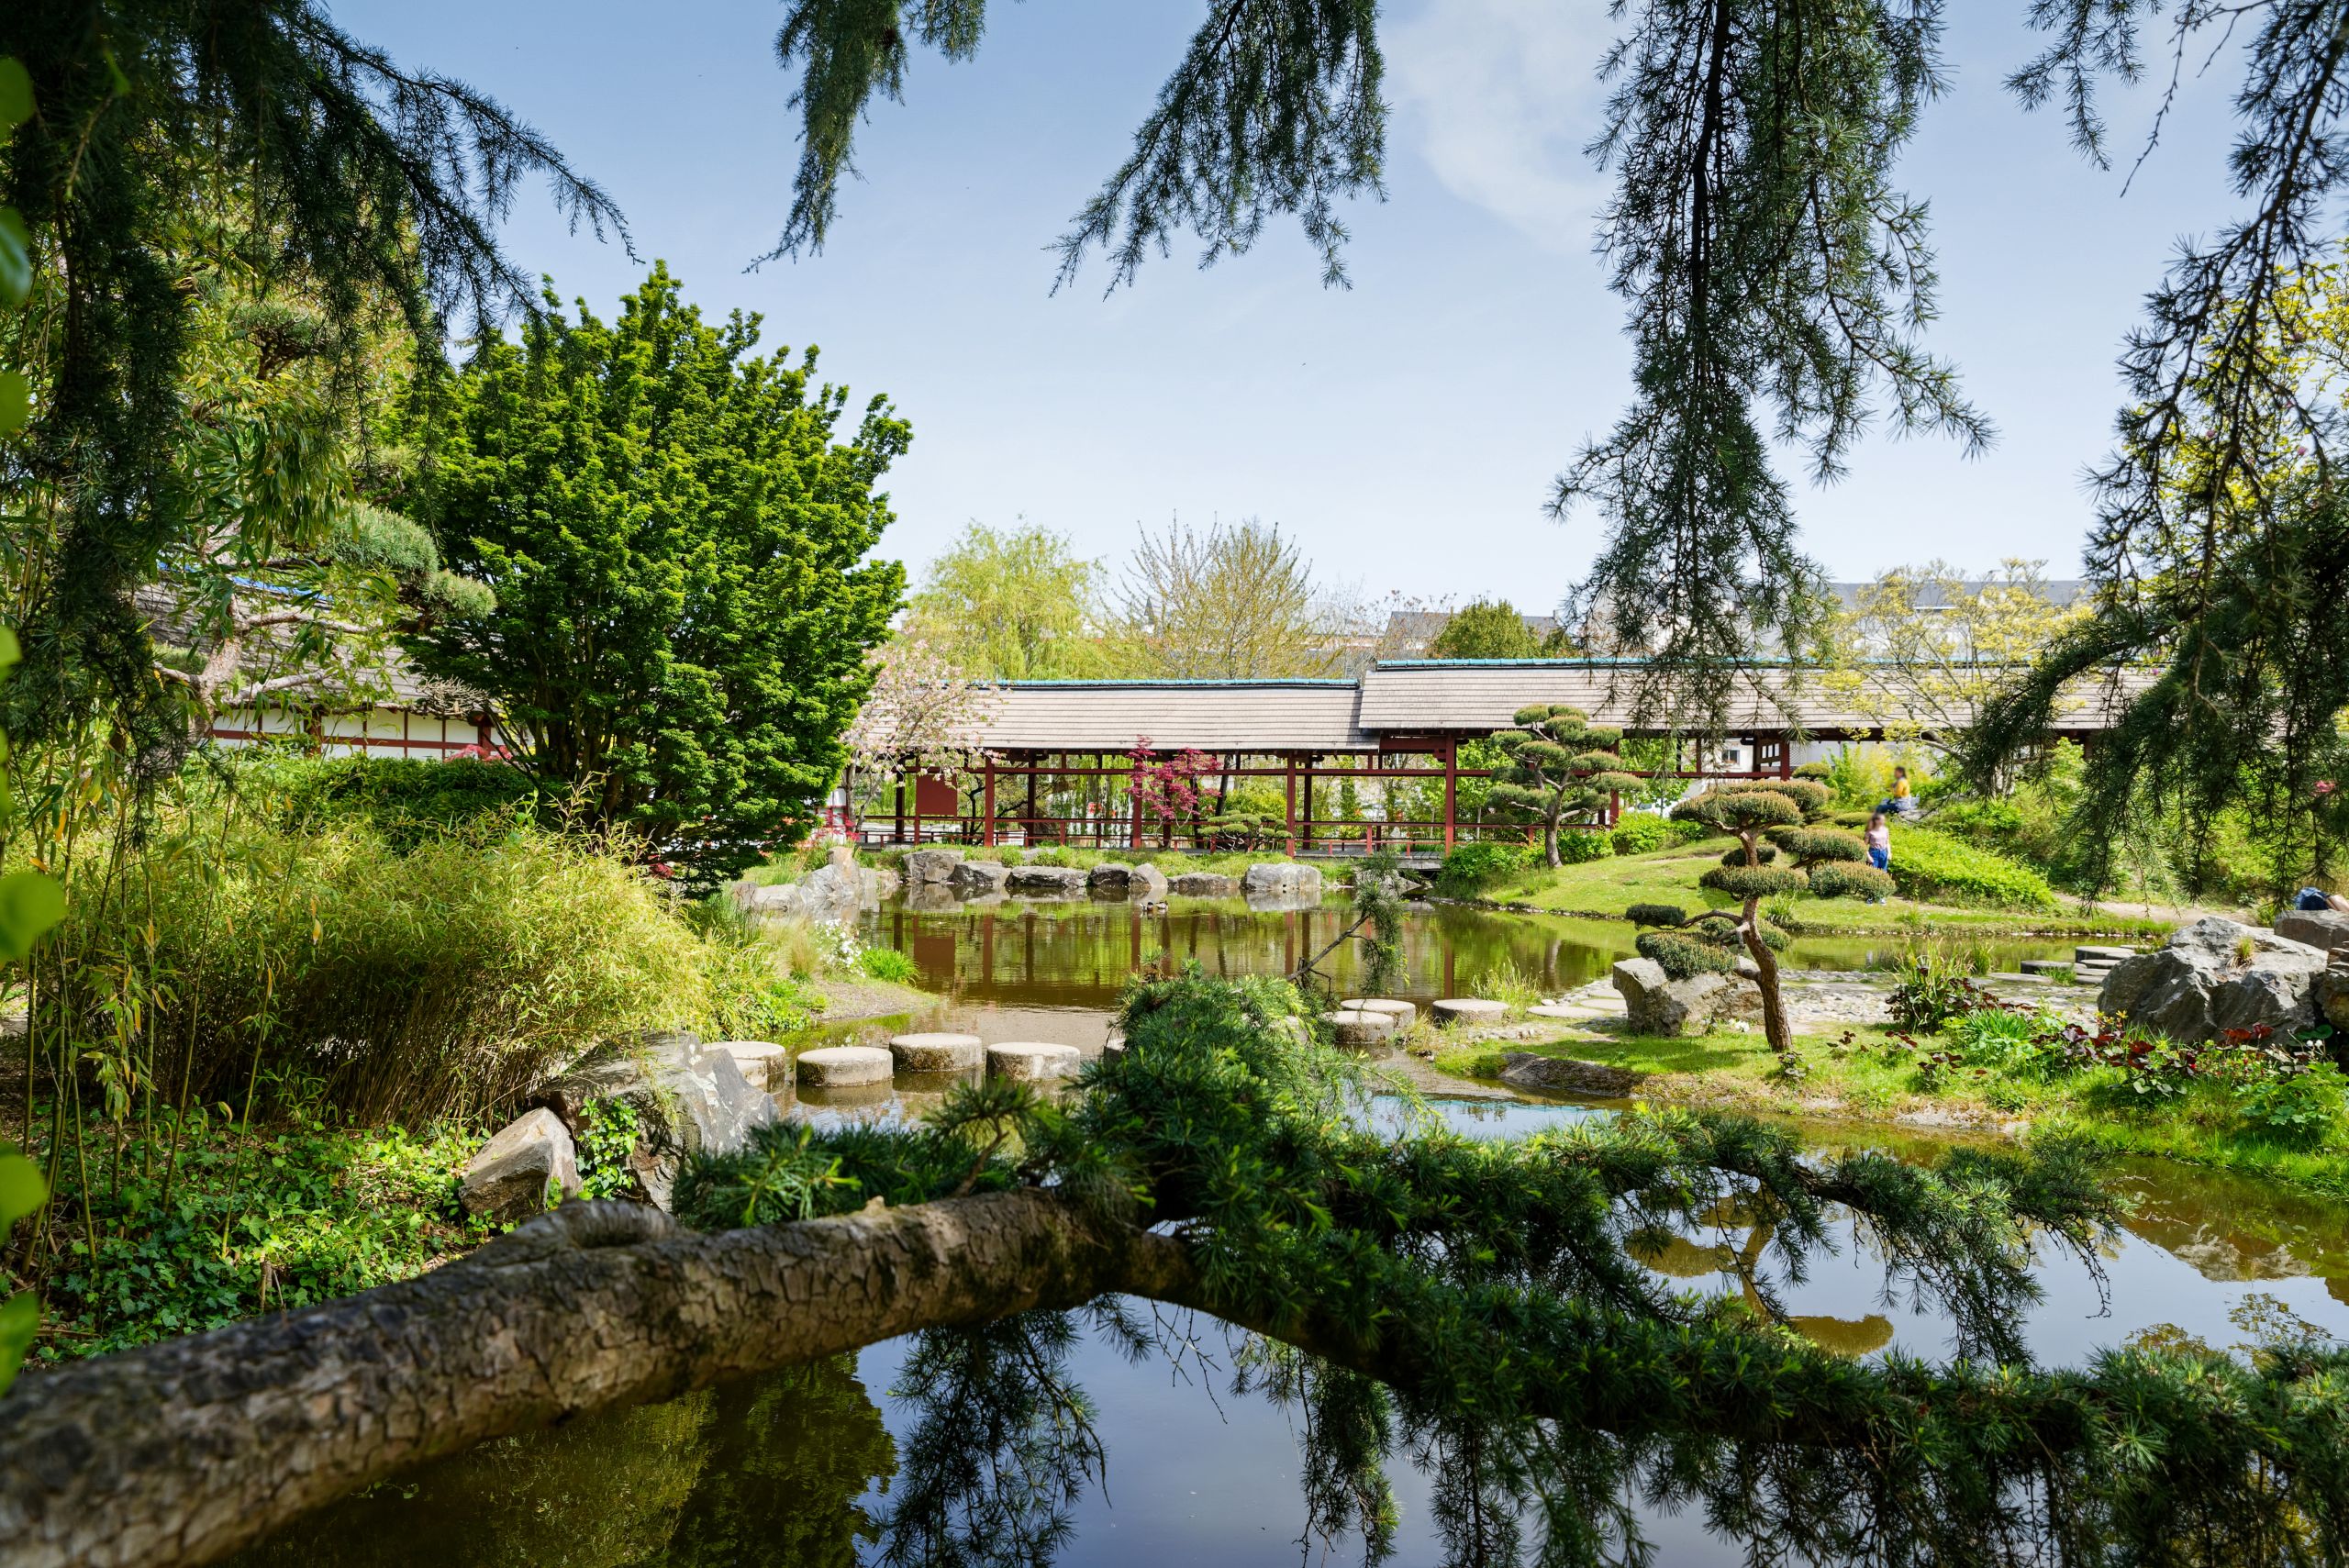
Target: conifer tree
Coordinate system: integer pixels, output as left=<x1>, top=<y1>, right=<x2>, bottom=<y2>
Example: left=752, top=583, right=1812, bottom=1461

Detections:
left=1484, top=705, right=1642, bottom=868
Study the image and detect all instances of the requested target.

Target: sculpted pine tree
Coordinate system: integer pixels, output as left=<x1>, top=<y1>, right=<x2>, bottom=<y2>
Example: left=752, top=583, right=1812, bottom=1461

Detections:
left=1485, top=705, right=1642, bottom=868
left=1662, top=780, right=1892, bottom=1062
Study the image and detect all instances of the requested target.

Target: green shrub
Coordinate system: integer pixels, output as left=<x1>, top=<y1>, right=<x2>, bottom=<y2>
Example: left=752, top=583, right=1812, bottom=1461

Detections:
left=858, top=946, right=920, bottom=984
left=1637, top=929, right=1742, bottom=979
left=1700, top=863, right=1808, bottom=899
left=1625, top=903, right=1687, bottom=927
left=1436, top=841, right=1530, bottom=895
left=1808, top=862, right=1896, bottom=900
left=1555, top=829, right=1613, bottom=864
left=1885, top=828, right=2058, bottom=910
left=50, top=815, right=745, bottom=1123
left=260, top=754, right=544, bottom=851
left=1720, top=844, right=1778, bottom=866
left=1609, top=814, right=1676, bottom=855
left=1773, top=827, right=1867, bottom=863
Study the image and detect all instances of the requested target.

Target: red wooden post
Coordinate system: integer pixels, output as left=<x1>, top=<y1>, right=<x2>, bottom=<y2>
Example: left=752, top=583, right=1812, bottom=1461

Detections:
left=1284, top=754, right=1298, bottom=859
left=1130, top=756, right=1143, bottom=850
left=982, top=758, right=996, bottom=848
left=1442, top=738, right=1457, bottom=851
left=1778, top=731, right=1793, bottom=779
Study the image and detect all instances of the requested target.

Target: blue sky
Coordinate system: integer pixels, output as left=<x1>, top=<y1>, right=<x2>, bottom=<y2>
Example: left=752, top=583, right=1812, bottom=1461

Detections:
left=337, top=0, right=2243, bottom=609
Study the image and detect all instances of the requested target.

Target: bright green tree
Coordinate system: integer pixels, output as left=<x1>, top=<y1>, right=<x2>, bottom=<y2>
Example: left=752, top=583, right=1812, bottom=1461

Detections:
left=410, top=266, right=907, bottom=884
left=1656, top=779, right=1890, bottom=1064
left=1485, top=706, right=1642, bottom=868
left=904, top=521, right=1111, bottom=680
left=1426, top=600, right=1541, bottom=661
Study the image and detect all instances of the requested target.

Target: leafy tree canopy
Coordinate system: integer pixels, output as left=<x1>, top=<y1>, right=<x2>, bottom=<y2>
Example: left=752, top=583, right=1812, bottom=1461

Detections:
left=408, top=265, right=906, bottom=884
left=1426, top=600, right=1542, bottom=661
left=905, top=520, right=1113, bottom=681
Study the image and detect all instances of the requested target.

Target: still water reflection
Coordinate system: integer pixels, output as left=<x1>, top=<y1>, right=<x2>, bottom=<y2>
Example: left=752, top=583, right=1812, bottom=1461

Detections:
left=234, top=902, right=2343, bottom=1564
left=241, top=1095, right=2349, bottom=1567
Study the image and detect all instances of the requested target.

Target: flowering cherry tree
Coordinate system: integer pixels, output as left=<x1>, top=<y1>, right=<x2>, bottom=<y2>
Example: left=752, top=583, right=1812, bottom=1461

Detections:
left=841, top=639, right=1002, bottom=797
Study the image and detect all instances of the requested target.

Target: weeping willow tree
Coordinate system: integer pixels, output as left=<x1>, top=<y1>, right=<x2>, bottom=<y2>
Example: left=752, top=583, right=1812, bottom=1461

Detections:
left=762, top=1, right=2349, bottom=768
left=6, top=971, right=2343, bottom=1565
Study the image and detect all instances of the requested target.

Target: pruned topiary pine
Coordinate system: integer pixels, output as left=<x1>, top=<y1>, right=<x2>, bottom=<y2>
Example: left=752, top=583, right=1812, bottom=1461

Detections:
left=1668, top=779, right=1895, bottom=1062
left=1486, top=706, right=1646, bottom=868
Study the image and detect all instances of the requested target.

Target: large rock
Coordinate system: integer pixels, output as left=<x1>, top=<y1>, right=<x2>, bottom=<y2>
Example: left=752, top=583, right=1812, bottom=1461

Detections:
left=1168, top=872, right=1238, bottom=897
left=531, top=1029, right=779, bottom=1211
left=1088, top=863, right=1134, bottom=896
left=2277, top=908, right=2349, bottom=958
left=461, top=1107, right=582, bottom=1224
left=1129, top=863, right=1170, bottom=902
left=1610, top=958, right=1762, bottom=1038
left=948, top=860, right=1011, bottom=895
left=1241, top=862, right=1324, bottom=903
left=2100, top=917, right=2328, bottom=1042
left=903, top=848, right=963, bottom=884
left=729, top=859, right=889, bottom=925
left=1497, top=1053, right=1644, bottom=1097
left=1007, top=864, right=1087, bottom=896
left=708, top=1040, right=789, bottom=1092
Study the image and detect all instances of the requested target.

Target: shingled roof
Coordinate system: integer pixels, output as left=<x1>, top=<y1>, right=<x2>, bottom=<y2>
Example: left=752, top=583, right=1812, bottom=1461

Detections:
left=972, top=661, right=2154, bottom=753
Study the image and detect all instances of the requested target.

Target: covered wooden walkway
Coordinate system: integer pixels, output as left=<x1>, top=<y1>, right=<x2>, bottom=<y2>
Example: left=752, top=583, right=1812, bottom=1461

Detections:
left=869, top=659, right=2146, bottom=856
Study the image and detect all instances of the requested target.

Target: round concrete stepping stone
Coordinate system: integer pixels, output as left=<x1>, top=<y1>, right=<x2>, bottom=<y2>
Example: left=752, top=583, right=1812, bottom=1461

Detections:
left=1322, top=1008, right=1397, bottom=1046
left=1527, top=1004, right=1599, bottom=1022
left=1431, top=998, right=1510, bottom=1027
left=795, top=1045, right=893, bottom=1087
left=709, top=1040, right=791, bottom=1090
left=888, top=1032, right=985, bottom=1073
left=1340, top=997, right=1417, bottom=1023
left=2076, top=945, right=2136, bottom=962
left=987, top=1041, right=1083, bottom=1082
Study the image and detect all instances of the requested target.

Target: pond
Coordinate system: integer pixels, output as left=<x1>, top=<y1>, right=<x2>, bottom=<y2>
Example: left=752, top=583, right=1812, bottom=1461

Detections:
left=234, top=899, right=2349, bottom=1564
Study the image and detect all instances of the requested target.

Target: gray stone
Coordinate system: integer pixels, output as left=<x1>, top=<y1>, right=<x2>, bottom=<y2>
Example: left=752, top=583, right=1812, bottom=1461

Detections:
left=1088, top=863, right=1133, bottom=896
left=888, top=1032, right=985, bottom=1073
left=1322, top=1008, right=1397, bottom=1046
left=1241, top=862, right=1325, bottom=902
left=1128, top=863, right=1171, bottom=901
left=949, top=860, right=1011, bottom=895
left=2019, top=959, right=2073, bottom=976
left=1431, top=997, right=1511, bottom=1027
left=708, top=1040, right=790, bottom=1092
left=903, top=848, right=964, bottom=884
left=2277, top=908, right=2349, bottom=957
left=1341, top=997, right=1417, bottom=1024
left=1497, top=1053, right=1644, bottom=1097
left=1610, top=958, right=1761, bottom=1038
left=667, top=1049, right=785, bottom=1157
left=2099, top=917, right=2328, bottom=1043
left=796, top=1045, right=895, bottom=1087
left=2313, top=968, right=2349, bottom=1039
left=987, top=1041, right=1083, bottom=1082
left=729, top=860, right=887, bottom=925
left=461, top=1108, right=581, bottom=1224
left=2076, top=945, right=2138, bottom=962
left=1007, top=864, right=1088, bottom=895
left=1167, top=872, right=1238, bottom=897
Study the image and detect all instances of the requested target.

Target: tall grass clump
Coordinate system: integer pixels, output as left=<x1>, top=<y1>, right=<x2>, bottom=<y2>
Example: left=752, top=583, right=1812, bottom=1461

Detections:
left=49, top=814, right=728, bottom=1124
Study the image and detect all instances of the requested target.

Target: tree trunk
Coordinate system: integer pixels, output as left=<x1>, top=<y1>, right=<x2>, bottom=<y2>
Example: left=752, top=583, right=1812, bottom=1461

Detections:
left=1739, top=892, right=1793, bottom=1057
left=0, top=1194, right=1191, bottom=1568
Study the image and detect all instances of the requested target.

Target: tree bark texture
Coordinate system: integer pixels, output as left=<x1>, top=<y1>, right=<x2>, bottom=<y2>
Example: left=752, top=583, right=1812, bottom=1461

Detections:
left=1738, top=892, right=1793, bottom=1056
left=0, top=1194, right=1190, bottom=1568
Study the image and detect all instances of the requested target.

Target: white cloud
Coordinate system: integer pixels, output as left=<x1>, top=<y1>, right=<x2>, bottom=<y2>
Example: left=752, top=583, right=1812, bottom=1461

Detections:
left=1385, top=0, right=1615, bottom=253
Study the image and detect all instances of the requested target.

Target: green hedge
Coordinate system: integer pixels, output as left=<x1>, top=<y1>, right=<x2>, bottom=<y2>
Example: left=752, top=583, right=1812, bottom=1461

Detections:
left=1437, top=841, right=1530, bottom=895
left=263, top=756, right=543, bottom=851
left=1886, top=828, right=2058, bottom=911
left=1556, top=829, right=1613, bottom=865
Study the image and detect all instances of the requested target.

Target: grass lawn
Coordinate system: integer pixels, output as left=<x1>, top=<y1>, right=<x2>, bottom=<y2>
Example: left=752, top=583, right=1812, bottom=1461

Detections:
left=1430, top=1020, right=2349, bottom=1196
left=1453, top=841, right=2178, bottom=939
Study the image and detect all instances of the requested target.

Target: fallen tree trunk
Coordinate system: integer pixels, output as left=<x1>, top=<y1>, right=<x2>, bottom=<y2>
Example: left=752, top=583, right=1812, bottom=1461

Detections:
left=0, top=1195, right=1192, bottom=1568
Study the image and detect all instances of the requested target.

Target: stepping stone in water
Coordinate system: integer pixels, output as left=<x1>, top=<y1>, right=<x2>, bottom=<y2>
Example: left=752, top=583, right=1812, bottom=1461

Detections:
left=1528, top=1004, right=1603, bottom=1022
left=1322, top=1009, right=1397, bottom=1046
left=2076, top=945, right=2136, bottom=962
left=2018, top=959, right=2071, bottom=976
left=888, top=1032, right=985, bottom=1073
left=1431, top=998, right=1511, bottom=1027
left=708, top=1040, right=790, bottom=1091
left=987, top=1042, right=1083, bottom=1082
left=1340, top=998, right=1417, bottom=1024
left=795, top=1045, right=893, bottom=1087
